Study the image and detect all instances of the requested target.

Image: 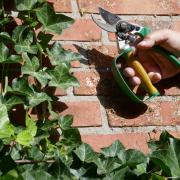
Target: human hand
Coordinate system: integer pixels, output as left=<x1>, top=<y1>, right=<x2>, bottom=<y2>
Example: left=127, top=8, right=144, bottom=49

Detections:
left=123, top=29, right=180, bottom=86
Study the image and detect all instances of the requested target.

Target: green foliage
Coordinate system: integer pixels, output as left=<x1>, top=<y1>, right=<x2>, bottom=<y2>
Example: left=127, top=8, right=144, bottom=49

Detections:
left=0, top=0, right=180, bottom=179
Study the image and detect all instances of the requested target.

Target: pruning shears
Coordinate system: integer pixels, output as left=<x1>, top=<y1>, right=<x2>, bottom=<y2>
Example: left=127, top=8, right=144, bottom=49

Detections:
left=92, top=7, right=180, bottom=103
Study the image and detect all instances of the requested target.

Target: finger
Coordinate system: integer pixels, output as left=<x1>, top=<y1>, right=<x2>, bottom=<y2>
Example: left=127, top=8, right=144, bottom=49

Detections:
left=137, top=29, right=171, bottom=49
left=129, top=76, right=141, bottom=86
left=148, top=72, right=162, bottom=83
left=123, top=67, right=135, bottom=77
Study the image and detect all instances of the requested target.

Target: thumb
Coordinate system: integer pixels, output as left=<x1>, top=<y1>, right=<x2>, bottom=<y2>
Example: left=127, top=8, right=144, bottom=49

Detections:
left=137, top=29, right=170, bottom=49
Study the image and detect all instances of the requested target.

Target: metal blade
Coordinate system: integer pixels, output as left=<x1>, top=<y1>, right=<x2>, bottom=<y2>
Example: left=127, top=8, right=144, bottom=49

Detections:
left=91, top=15, right=116, bottom=32
left=99, top=7, right=121, bottom=25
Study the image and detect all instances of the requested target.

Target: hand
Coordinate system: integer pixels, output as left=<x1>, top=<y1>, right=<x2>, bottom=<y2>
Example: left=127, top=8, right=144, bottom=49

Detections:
left=123, top=29, right=180, bottom=86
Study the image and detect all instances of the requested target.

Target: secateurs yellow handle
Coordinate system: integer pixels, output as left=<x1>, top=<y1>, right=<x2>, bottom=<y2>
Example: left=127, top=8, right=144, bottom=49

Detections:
left=124, top=51, right=159, bottom=97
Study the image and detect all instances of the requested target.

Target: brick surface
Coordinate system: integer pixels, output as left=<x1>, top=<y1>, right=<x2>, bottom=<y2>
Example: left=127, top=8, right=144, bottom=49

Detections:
left=105, top=99, right=180, bottom=127
left=47, top=0, right=72, bottom=12
left=53, top=19, right=102, bottom=41
left=82, top=131, right=180, bottom=154
left=74, top=71, right=123, bottom=96
left=77, top=0, right=180, bottom=15
left=87, top=45, right=119, bottom=68
left=59, top=101, right=102, bottom=127
left=82, top=133, right=149, bottom=153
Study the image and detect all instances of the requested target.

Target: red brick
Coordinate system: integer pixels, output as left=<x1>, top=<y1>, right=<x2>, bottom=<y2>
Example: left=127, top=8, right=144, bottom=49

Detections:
left=47, top=0, right=72, bottom=12
left=74, top=71, right=123, bottom=96
left=87, top=45, right=118, bottom=68
left=105, top=100, right=180, bottom=127
left=53, top=19, right=101, bottom=41
left=54, top=88, right=67, bottom=96
left=82, top=133, right=149, bottom=153
left=77, top=0, right=180, bottom=15
left=59, top=101, right=102, bottom=127
left=82, top=131, right=180, bottom=154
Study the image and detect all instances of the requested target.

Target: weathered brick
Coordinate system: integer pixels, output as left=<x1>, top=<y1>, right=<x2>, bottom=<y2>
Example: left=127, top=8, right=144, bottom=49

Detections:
left=81, top=133, right=149, bottom=153
left=59, top=101, right=102, bottom=127
left=47, top=0, right=72, bottom=12
left=77, top=0, right=180, bottom=15
left=53, top=19, right=102, bottom=41
left=105, top=99, right=180, bottom=127
left=74, top=71, right=123, bottom=96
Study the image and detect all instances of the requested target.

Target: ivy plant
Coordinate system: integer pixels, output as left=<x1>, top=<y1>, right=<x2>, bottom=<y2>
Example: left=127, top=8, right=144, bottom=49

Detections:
left=0, top=0, right=180, bottom=179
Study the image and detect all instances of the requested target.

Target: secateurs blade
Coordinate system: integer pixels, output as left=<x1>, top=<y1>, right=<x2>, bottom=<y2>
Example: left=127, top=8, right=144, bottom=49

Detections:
left=92, top=7, right=180, bottom=103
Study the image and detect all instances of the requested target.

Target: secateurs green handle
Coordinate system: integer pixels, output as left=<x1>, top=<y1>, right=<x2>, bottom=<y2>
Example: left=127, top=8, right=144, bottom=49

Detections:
left=111, top=27, right=180, bottom=103
left=92, top=7, right=180, bottom=103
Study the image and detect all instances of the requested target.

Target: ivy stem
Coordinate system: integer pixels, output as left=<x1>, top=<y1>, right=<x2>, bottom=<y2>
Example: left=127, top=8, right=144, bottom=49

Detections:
left=1, top=64, right=5, bottom=94
left=15, top=159, right=55, bottom=164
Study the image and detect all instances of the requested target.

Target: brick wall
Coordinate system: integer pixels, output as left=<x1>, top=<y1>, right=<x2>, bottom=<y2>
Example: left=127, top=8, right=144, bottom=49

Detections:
left=49, top=0, right=180, bottom=153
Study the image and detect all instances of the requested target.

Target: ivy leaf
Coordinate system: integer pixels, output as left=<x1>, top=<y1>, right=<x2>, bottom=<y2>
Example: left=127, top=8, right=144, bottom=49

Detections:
left=1, top=169, right=20, bottom=180
left=48, top=159, right=73, bottom=179
left=58, top=115, right=73, bottom=130
left=101, top=140, right=125, bottom=158
left=37, top=32, right=53, bottom=50
left=74, top=143, right=97, bottom=163
left=13, top=25, right=38, bottom=54
left=0, top=42, right=22, bottom=63
left=151, top=173, right=166, bottom=180
left=4, top=96, right=24, bottom=111
left=48, top=63, right=79, bottom=90
left=117, top=149, right=147, bottom=167
left=104, top=167, right=129, bottom=180
left=7, top=78, right=34, bottom=96
left=12, top=25, right=28, bottom=43
left=27, top=146, right=44, bottom=161
left=36, top=3, right=74, bottom=34
left=21, top=170, right=54, bottom=180
left=16, top=114, right=37, bottom=146
left=8, top=78, right=52, bottom=108
left=0, top=42, right=9, bottom=62
left=47, top=42, right=82, bottom=66
left=7, top=55, right=22, bottom=63
left=62, top=128, right=81, bottom=145
left=22, top=53, right=39, bottom=72
left=0, top=104, right=15, bottom=142
left=15, top=43, right=38, bottom=55
left=95, top=157, right=121, bottom=175
left=21, top=53, right=51, bottom=87
left=15, top=0, right=40, bottom=11
left=150, top=137, right=180, bottom=178
left=0, top=32, right=12, bottom=42
left=26, top=92, right=52, bottom=108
